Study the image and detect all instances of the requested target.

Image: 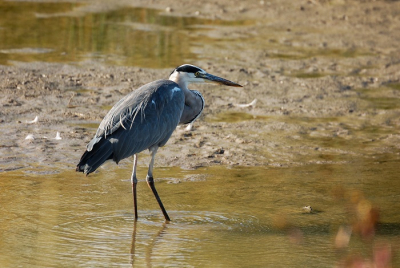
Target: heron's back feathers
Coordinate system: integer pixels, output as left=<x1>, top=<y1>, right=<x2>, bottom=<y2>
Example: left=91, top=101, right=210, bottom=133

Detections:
left=76, top=79, right=185, bottom=175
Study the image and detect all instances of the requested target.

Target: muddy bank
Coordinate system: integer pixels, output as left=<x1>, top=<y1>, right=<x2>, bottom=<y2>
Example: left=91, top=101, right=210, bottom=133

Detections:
left=0, top=0, right=399, bottom=173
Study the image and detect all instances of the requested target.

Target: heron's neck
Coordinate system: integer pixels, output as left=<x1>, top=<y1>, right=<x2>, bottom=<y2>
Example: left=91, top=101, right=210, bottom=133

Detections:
left=169, top=73, right=187, bottom=89
left=179, top=88, right=204, bottom=125
left=168, top=75, right=204, bottom=124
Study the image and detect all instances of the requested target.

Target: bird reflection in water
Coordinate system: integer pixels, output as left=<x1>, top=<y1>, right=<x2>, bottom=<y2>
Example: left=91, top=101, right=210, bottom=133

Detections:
left=130, top=221, right=168, bottom=267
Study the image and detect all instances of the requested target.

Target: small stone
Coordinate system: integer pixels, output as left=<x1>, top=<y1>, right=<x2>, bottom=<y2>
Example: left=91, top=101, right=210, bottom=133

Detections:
left=214, top=148, right=225, bottom=155
left=302, top=206, right=313, bottom=213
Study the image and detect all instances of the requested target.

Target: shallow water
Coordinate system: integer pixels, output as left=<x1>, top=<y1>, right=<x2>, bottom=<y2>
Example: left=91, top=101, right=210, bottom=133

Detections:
left=0, top=1, right=251, bottom=67
left=1, top=160, right=399, bottom=267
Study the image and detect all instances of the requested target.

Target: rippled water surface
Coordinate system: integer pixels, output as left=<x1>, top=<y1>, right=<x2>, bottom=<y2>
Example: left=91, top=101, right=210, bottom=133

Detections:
left=1, top=161, right=399, bottom=267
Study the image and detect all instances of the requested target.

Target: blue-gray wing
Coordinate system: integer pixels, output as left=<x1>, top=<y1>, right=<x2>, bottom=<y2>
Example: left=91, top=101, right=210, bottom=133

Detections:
left=86, top=79, right=185, bottom=163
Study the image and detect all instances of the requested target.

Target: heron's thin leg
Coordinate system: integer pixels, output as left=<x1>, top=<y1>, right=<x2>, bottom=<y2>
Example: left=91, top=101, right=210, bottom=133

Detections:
left=147, top=147, right=171, bottom=222
left=131, top=154, right=138, bottom=220
left=130, top=220, right=137, bottom=265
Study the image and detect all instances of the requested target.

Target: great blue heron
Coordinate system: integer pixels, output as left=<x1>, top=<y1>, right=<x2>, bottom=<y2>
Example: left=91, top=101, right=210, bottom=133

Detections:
left=76, top=64, right=242, bottom=221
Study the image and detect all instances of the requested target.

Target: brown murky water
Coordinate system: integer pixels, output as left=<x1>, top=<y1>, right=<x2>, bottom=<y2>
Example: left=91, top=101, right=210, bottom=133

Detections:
left=1, top=161, right=399, bottom=267
left=0, top=1, right=251, bottom=67
left=1, top=1, right=400, bottom=267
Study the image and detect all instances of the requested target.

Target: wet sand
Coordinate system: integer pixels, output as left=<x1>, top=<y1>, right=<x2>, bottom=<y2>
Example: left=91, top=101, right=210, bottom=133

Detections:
left=1, top=0, right=399, bottom=173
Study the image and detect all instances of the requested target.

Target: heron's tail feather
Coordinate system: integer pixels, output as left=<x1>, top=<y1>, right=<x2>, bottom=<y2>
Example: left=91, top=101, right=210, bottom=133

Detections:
left=76, top=139, right=113, bottom=175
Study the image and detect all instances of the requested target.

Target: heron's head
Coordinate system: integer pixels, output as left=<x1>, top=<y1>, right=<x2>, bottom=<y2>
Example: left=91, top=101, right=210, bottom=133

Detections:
left=169, top=64, right=242, bottom=88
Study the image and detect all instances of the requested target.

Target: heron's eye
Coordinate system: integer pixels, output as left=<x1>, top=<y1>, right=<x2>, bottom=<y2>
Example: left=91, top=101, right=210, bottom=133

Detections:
left=195, top=71, right=200, bottom=77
